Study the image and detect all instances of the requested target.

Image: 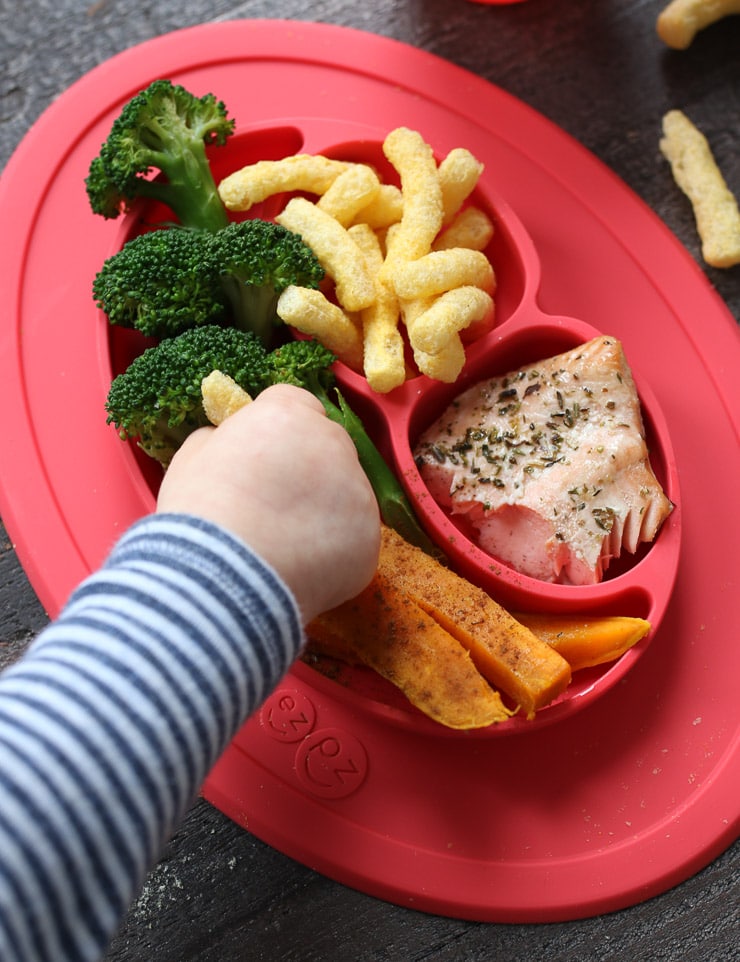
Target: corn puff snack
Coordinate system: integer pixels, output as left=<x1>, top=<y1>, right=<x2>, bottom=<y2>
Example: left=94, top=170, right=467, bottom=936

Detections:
left=660, top=109, right=740, bottom=268
left=219, top=126, right=498, bottom=391
left=218, top=154, right=350, bottom=210
left=657, top=0, right=740, bottom=49
left=201, top=370, right=251, bottom=425
left=348, top=223, right=406, bottom=394
left=276, top=285, right=364, bottom=371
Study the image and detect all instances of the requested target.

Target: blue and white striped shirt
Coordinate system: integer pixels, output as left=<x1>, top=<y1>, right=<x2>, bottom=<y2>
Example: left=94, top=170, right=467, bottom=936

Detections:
left=0, top=514, right=303, bottom=962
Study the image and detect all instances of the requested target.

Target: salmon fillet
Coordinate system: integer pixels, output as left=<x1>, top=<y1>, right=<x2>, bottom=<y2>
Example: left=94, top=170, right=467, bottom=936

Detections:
left=414, top=336, right=673, bottom=585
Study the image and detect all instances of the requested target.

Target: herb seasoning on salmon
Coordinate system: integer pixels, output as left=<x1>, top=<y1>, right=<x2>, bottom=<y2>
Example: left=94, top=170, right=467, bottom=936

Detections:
left=414, top=336, right=673, bottom=585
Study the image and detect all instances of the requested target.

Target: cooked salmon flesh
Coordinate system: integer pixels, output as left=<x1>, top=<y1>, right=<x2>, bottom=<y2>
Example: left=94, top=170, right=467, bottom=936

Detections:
left=414, top=336, right=673, bottom=585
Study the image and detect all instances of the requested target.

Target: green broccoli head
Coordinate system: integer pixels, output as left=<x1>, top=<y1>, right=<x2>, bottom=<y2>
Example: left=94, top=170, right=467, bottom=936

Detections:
left=265, top=337, right=337, bottom=397
left=212, top=220, right=325, bottom=345
left=85, top=156, right=129, bottom=220
left=93, top=218, right=325, bottom=345
left=105, top=325, right=270, bottom=467
left=93, top=227, right=227, bottom=337
left=85, top=79, right=234, bottom=231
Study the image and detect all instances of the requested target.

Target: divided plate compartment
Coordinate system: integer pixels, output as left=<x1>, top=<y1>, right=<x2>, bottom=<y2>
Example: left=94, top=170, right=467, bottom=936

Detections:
left=107, top=124, right=681, bottom=737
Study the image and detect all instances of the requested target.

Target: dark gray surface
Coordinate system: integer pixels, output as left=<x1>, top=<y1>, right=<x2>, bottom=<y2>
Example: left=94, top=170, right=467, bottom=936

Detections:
left=1, top=1, right=738, bottom=959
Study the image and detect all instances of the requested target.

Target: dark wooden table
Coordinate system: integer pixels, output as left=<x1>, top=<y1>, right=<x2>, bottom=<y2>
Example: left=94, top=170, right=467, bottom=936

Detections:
left=1, top=1, right=738, bottom=959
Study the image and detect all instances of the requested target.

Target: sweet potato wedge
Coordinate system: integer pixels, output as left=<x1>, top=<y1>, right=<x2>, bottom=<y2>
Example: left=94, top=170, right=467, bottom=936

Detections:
left=377, top=526, right=571, bottom=717
left=514, top=613, right=651, bottom=672
left=308, top=570, right=512, bottom=730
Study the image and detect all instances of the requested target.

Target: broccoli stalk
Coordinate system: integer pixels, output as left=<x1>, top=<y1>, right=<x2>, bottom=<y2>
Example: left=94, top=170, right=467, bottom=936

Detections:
left=85, top=79, right=234, bottom=232
left=93, top=219, right=324, bottom=344
left=265, top=340, right=442, bottom=558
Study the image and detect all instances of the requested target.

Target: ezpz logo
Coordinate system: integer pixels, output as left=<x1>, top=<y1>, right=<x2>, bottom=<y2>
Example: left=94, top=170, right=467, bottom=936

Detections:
left=260, top=689, right=368, bottom=799
left=261, top=689, right=316, bottom=742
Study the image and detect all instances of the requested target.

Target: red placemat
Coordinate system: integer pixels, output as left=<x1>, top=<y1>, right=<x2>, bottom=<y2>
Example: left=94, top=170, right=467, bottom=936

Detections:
left=0, top=20, right=737, bottom=922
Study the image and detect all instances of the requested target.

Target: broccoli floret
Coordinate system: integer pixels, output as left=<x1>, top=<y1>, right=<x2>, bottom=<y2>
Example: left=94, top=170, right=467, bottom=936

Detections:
left=265, top=337, right=337, bottom=393
left=93, top=219, right=324, bottom=343
left=105, top=325, right=270, bottom=467
left=93, top=228, right=226, bottom=337
left=85, top=79, right=234, bottom=232
left=265, top=340, right=442, bottom=557
left=86, top=156, right=129, bottom=220
left=212, top=220, right=326, bottom=345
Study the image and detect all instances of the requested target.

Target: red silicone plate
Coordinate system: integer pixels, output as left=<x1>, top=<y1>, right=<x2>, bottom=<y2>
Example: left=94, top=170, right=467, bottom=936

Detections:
left=104, top=120, right=681, bottom=738
left=0, top=20, right=737, bottom=922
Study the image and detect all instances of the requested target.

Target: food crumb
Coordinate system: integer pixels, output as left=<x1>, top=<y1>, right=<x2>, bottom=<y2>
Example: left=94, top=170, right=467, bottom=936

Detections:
left=130, top=862, right=186, bottom=923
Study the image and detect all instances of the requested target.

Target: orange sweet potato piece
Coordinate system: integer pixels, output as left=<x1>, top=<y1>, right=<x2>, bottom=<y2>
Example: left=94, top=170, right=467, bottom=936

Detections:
left=514, top=613, right=651, bottom=672
left=377, top=526, right=571, bottom=718
left=308, top=570, right=512, bottom=730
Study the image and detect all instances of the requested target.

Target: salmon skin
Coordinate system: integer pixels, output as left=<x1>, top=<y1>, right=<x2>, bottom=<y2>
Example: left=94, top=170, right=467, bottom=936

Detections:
left=414, top=336, right=673, bottom=585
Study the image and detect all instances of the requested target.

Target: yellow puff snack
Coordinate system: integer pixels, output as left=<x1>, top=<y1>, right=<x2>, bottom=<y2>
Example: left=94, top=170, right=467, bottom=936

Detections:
left=276, top=285, right=364, bottom=371
left=276, top=197, right=376, bottom=312
left=380, top=127, right=444, bottom=271
left=348, top=223, right=406, bottom=394
left=389, top=248, right=495, bottom=301
left=413, top=336, right=467, bottom=384
left=401, top=295, right=465, bottom=382
left=660, top=109, right=740, bottom=268
left=351, top=184, right=404, bottom=230
left=407, top=286, right=494, bottom=356
left=218, top=154, right=350, bottom=211
left=317, top=164, right=382, bottom=227
left=438, top=148, right=485, bottom=225
left=201, top=371, right=251, bottom=426
left=433, top=206, right=495, bottom=252
left=657, top=0, right=740, bottom=49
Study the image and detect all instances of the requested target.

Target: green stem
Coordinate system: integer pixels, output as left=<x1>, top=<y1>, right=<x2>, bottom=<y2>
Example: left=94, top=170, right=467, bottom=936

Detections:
left=138, top=147, right=230, bottom=232
left=325, top=390, right=445, bottom=560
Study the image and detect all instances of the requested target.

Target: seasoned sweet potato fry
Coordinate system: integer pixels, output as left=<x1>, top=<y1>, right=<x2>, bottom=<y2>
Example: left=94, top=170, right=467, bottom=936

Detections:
left=309, top=570, right=512, bottom=729
left=515, top=613, right=651, bottom=672
left=377, top=526, right=571, bottom=717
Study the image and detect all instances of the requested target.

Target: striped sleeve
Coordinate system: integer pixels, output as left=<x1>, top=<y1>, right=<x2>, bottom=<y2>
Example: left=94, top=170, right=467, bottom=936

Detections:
left=0, top=513, right=304, bottom=962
